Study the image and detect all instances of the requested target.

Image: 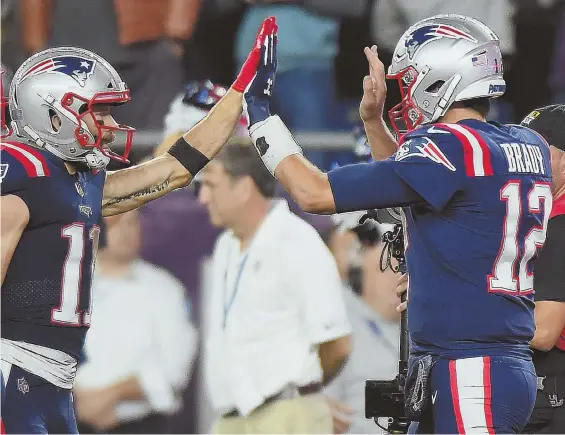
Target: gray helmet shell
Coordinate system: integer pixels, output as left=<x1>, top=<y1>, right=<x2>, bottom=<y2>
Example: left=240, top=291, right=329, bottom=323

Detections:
left=9, top=46, right=134, bottom=168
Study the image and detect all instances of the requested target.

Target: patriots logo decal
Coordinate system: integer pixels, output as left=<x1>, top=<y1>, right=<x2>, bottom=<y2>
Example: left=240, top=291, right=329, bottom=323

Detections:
left=396, top=137, right=456, bottom=172
left=405, top=24, right=477, bottom=59
left=19, top=56, right=96, bottom=87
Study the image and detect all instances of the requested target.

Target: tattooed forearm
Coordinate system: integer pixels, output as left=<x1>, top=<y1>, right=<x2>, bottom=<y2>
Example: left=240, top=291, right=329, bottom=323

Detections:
left=101, top=180, right=175, bottom=216
left=103, top=180, right=171, bottom=207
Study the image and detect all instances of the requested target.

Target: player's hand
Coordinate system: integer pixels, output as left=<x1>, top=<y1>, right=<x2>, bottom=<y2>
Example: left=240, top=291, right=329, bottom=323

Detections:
left=232, top=16, right=277, bottom=94
left=242, top=17, right=278, bottom=128
left=360, top=45, right=387, bottom=123
left=396, top=273, right=409, bottom=313
left=326, top=396, right=354, bottom=434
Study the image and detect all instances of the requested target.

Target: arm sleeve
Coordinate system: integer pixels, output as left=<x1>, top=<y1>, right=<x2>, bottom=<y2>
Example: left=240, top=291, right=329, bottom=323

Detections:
left=1, top=149, right=30, bottom=195
left=327, top=160, right=424, bottom=213
left=534, top=214, right=565, bottom=302
left=0, top=149, right=44, bottom=223
left=328, top=132, right=468, bottom=213
left=286, top=225, right=352, bottom=344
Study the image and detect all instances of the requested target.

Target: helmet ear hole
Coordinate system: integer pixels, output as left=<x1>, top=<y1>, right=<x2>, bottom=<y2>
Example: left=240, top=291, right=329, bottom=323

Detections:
left=425, top=80, right=445, bottom=94
left=49, top=109, right=62, bottom=132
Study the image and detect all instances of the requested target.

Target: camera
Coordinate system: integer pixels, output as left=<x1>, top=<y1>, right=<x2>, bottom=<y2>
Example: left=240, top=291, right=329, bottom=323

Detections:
left=360, top=208, right=410, bottom=434
left=365, top=373, right=408, bottom=434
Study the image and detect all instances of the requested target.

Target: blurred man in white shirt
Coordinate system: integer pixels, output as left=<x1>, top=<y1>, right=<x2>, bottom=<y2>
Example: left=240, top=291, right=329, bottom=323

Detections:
left=73, top=210, right=198, bottom=434
left=198, top=143, right=352, bottom=434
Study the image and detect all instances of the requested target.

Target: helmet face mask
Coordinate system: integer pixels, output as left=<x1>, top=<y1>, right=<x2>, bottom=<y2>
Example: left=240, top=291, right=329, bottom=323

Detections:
left=59, top=90, right=135, bottom=163
left=387, top=66, right=425, bottom=134
left=9, top=47, right=136, bottom=169
left=386, top=14, right=506, bottom=135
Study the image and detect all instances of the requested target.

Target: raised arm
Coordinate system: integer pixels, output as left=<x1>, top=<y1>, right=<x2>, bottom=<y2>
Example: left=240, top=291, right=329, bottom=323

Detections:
left=262, top=150, right=422, bottom=215
left=101, top=16, right=278, bottom=216
left=101, top=89, right=242, bottom=216
left=242, top=39, right=426, bottom=215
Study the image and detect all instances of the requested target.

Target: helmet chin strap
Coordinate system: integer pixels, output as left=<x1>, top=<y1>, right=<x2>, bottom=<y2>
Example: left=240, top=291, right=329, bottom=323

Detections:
left=84, top=149, right=110, bottom=169
left=43, top=142, right=109, bottom=169
left=430, top=74, right=461, bottom=123
left=21, top=121, right=108, bottom=170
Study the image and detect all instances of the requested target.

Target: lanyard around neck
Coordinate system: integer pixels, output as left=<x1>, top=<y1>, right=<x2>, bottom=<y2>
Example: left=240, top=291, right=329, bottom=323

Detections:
left=223, top=249, right=250, bottom=329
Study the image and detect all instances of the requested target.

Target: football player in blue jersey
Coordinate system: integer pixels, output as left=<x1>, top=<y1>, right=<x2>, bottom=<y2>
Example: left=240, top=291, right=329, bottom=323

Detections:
left=243, top=14, right=551, bottom=434
left=0, top=17, right=278, bottom=434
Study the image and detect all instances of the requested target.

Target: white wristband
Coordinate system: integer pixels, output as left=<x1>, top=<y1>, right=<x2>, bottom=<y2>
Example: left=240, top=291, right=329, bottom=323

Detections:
left=249, top=115, right=303, bottom=175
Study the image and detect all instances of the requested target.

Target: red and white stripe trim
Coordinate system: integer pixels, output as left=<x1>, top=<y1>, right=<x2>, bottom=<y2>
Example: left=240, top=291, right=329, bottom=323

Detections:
left=20, top=58, right=53, bottom=81
left=0, top=141, right=50, bottom=177
left=449, top=356, right=494, bottom=434
left=435, top=123, right=494, bottom=177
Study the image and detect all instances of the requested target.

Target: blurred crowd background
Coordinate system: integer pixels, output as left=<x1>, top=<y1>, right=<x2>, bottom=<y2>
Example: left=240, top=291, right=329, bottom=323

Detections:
left=2, top=0, right=565, bottom=433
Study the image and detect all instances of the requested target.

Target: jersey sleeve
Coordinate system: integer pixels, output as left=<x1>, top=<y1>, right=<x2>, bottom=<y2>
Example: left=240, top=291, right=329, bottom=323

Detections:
left=327, top=127, right=469, bottom=213
left=385, top=129, right=469, bottom=211
left=0, top=143, right=51, bottom=219
left=328, top=160, right=424, bottom=213
left=534, top=214, right=565, bottom=303
left=1, top=148, right=32, bottom=193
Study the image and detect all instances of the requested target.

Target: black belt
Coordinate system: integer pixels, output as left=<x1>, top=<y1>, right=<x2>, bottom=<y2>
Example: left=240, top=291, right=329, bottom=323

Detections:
left=222, top=382, right=323, bottom=418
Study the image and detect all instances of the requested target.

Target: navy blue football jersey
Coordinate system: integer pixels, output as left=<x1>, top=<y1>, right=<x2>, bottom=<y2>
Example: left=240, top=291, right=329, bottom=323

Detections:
left=392, top=120, right=553, bottom=358
left=328, top=119, right=553, bottom=359
left=1, top=140, right=105, bottom=360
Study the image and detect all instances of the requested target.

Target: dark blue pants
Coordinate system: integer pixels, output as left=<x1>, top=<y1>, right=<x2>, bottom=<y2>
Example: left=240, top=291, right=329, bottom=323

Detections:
left=409, top=355, right=537, bottom=434
left=1, top=363, right=77, bottom=434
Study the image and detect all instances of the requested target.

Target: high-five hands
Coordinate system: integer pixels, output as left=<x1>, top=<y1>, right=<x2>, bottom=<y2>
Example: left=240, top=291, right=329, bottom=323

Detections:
left=241, top=16, right=301, bottom=177
left=242, top=17, right=278, bottom=128
left=232, top=16, right=278, bottom=96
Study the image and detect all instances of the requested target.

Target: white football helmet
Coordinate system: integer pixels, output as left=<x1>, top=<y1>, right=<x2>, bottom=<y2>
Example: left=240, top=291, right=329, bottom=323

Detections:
left=387, top=14, right=506, bottom=134
left=9, top=46, right=135, bottom=169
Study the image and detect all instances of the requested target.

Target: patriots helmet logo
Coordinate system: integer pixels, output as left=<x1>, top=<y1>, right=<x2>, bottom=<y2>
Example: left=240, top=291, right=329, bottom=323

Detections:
left=20, top=56, right=96, bottom=87
left=405, top=24, right=477, bottom=59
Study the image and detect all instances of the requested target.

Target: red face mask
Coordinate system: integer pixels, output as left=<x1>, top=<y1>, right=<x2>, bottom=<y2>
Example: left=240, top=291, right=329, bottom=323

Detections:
left=386, top=66, right=424, bottom=135
left=61, top=90, right=136, bottom=163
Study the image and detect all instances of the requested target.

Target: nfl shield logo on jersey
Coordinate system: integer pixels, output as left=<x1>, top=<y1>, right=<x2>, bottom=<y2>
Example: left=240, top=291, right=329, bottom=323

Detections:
left=79, top=205, right=93, bottom=217
left=17, top=377, right=29, bottom=394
